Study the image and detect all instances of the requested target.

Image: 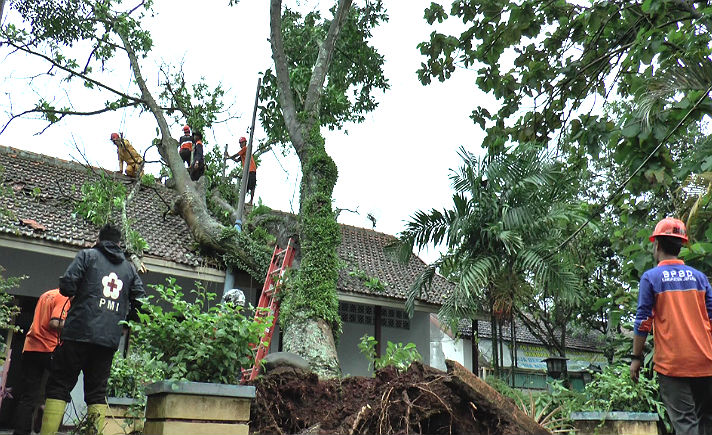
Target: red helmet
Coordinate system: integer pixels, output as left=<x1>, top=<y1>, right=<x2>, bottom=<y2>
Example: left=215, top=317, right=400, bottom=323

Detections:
left=650, top=217, right=688, bottom=243
left=110, top=133, right=120, bottom=141
left=239, top=137, right=247, bottom=144
left=183, top=125, right=191, bottom=133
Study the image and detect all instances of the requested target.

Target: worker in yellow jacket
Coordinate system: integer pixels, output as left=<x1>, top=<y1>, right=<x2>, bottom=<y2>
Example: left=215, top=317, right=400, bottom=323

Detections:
left=110, top=133, right=143, bottom=177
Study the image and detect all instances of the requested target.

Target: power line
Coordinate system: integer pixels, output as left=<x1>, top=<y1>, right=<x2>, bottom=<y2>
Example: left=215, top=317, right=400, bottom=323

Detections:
left=553, top=84, right=712, bottom=254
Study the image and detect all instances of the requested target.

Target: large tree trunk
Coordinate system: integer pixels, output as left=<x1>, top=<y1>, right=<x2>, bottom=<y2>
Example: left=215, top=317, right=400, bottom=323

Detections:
left=280, top=130, right=342, bottom=378
left=268, top=0, right=353, bottom=378
left=118, top=27, right=268, bottom=281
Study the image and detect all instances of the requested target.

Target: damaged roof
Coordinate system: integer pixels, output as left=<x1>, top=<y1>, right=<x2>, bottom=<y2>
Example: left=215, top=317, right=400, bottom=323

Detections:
left=0, top=145, right=453, bottom=305
left=0, top=145, right=205, bottom=267
left=338, top=224, right=450, bottom=306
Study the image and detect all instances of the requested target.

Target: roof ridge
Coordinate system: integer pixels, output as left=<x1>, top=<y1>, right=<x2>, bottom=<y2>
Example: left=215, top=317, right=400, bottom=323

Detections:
left=339, top=222, right=399, bottom=239
left=0, top=144, right=110, bottom=175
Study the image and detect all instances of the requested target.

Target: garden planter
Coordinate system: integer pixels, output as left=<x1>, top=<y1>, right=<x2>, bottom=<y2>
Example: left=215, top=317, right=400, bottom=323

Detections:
left=105, top=397, right=144, bottom=435
left=143, top=381, right=255, bottom=435
left=571, top=411, right=659, bottom=435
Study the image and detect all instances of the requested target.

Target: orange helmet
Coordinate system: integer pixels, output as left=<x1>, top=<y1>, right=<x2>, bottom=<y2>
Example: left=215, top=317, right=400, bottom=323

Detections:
left=110, top=132, right=120, bottom=141
left=650, top=217, right=688, bottom=243
left=183, top=125, right=191, bottom=133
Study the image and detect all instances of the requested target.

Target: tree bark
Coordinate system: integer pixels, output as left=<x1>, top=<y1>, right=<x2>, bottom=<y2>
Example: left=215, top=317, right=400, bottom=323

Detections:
left=269, top=0, right=354, bottom=378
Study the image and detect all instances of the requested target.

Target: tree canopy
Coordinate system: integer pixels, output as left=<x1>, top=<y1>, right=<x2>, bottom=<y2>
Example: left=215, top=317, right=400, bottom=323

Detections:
left=1, top=0, right=390, bottom=377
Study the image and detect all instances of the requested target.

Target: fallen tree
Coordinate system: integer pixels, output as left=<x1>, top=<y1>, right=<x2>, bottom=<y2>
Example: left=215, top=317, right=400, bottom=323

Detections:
left=2, top=0, right=388, bottom=377
left=250, top=360, right=549, bottom=435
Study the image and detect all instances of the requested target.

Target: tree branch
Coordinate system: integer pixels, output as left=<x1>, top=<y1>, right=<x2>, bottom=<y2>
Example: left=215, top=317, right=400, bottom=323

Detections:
left=303, top=0, right=353, bottom=126
left=0, top=102, right=141, bottom=136
left=115, top=25, right=190, bottom=190
left=210, top=189, right=241, bottom=224
left=269, top=0, right=306, bottom=155
left=0, top=38, right=143, bottom=105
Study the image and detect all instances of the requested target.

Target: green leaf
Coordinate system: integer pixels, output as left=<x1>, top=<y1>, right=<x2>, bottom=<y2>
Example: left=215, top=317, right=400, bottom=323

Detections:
left=622, top=123, right=641, bottom=138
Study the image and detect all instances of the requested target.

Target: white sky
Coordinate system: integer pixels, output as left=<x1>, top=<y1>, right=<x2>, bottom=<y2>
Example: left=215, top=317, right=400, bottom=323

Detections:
left=0, top=1, right=493, bottom=263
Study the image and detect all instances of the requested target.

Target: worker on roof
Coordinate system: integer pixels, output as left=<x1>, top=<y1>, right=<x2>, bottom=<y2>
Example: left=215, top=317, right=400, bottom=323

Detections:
left=631, top=217, right=712, bottom=435
left=178, top=125, right=193, bottom=167
left=110, top=133, right=143, bottom=178
left=225, top=136, right=257, bottom=205
left=189, top=131, right=205, bottom=181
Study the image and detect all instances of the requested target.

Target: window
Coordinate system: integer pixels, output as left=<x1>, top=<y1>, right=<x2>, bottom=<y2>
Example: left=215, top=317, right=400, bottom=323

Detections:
left=382, top=307, right=410, bottom=330
left=339, top=302, right=373, bottom=325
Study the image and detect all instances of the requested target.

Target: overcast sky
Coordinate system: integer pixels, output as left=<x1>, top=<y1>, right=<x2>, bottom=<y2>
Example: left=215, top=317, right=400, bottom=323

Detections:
left=0, top=1, right=493, bottom=262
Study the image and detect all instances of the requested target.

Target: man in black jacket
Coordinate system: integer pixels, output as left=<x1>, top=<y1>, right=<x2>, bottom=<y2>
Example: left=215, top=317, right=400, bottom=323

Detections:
left=38, top=224, right=145, bottom=435
left=189, top=131, right=205, bottom=181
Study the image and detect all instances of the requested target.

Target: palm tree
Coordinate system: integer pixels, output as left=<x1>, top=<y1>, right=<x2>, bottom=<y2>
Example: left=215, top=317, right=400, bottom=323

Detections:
left=394, top=144, right=583, bottom=377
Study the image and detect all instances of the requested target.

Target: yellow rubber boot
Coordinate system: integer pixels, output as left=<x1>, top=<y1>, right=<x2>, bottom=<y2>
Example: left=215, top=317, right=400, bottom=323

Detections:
left=87, top=404, right=108, bottom=435
left=39, top=398, right=67, bottom=435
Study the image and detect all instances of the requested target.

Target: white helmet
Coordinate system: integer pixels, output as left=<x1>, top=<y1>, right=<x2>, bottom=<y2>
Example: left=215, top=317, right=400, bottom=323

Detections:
left=221, top=288, right=246, bottom=307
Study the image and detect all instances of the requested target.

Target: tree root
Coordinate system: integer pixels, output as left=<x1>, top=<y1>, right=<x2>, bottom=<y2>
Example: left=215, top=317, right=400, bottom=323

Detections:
left=369, top=378, right=454, bottom=435
left=349, top=404, right=370, bottom=435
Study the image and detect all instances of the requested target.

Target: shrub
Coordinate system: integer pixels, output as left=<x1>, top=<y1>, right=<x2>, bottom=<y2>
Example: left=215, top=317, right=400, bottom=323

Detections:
left=126, top=278, right=271, bottom=384
left=358, top=335, right=422, bottom=372
left=106, top=350, right=165, bottom=400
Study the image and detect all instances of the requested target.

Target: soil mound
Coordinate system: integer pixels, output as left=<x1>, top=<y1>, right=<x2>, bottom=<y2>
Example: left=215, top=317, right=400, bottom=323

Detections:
left=249, top=360, right=548, bottom=435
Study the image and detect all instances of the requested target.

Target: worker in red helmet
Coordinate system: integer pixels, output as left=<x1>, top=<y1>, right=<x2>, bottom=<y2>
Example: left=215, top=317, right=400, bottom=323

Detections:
left=224, top=136, right=257, bottom=204
left=189, top=131, right=205, bottom=181
left=178, top=125, right=193, bottom=167
left=110, top=133, right=143, bottom=177
left=631, top=217, right=712, bottom=434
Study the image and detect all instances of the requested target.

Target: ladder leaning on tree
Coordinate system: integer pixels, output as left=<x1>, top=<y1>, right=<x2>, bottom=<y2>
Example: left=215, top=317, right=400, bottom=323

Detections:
left=241, top=238, right=295, bottom=382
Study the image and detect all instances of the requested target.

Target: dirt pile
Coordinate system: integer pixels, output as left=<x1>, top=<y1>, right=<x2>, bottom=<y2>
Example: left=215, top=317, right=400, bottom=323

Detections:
left=249, top=360, right=548, bottom=435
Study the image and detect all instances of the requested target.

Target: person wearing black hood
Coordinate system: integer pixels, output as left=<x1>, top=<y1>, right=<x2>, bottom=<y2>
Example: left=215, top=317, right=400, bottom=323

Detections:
left=38, top=224, right=146, bottom=435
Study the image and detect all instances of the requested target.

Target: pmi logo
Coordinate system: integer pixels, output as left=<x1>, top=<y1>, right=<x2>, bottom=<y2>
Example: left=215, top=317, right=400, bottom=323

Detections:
left=99, top=272, right=123, bottom=312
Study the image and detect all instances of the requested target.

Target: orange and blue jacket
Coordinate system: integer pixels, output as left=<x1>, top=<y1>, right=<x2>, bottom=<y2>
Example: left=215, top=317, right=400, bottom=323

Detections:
left=634, top=259, right=712, bottom=377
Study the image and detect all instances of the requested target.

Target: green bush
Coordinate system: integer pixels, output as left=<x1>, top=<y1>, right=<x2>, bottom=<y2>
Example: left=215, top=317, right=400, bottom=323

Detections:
left=0, top=267, right=21, bottom=363
left=358, top=335, right=422, bottom=372
left=126, top=278, right=272, bottom=384
left=106, top=350, right=165, bottom=399
left=535, top=364, right=670, bottom=432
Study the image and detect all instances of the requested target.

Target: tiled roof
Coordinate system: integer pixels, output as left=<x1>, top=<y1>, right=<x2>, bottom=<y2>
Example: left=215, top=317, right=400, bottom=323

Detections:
left=459, top=319, right=604, bottom=352
left=0, top=145, right=454, bottom=305
left=337, top=224, right=451, bottom=306
left=0, top=145, right=207, bottom=267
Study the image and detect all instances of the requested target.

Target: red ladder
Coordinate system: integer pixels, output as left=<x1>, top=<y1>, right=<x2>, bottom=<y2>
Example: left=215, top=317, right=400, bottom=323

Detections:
left=242, top=239, right=295, bottom=382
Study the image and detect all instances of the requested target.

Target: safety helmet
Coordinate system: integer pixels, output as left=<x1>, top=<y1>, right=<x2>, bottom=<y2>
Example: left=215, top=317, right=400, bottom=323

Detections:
left=650, top=217, right=688, bottom=243
left=110, top=132, right=120, bottom=141
left=183, top=125, right=191, bottom=133
left=239, top=136, right=247, bottom=144
left=221, top=288, right=246, bottom=307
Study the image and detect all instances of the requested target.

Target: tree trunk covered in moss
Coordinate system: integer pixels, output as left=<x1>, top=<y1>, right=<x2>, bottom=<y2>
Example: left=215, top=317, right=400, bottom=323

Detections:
left=280, top=130, right=342, bottom=378
left=269, top=0, right=354, bottom=377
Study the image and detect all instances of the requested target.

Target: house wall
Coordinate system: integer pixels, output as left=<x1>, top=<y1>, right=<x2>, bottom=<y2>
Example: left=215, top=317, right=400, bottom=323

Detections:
left=382, top=311, right=430, bottom=369
left=338, top=319, right=373, bottom=377
left=336, top=302, right=434, bottom=377
left=429, top=315, right=466, bottom=371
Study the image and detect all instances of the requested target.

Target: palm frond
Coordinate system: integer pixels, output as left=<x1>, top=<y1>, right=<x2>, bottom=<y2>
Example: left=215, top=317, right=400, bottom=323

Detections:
left=515, top=247, right=582, bottom=304
left=405, top=259, right=441, bottom=317
left=637, top=57, right=712, bottom=126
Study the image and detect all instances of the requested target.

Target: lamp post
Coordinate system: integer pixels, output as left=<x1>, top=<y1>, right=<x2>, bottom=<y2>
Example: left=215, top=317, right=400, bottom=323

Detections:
left=582, top=363, right=602, bottom=385
left=543, top=356, right=569, bottom=381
